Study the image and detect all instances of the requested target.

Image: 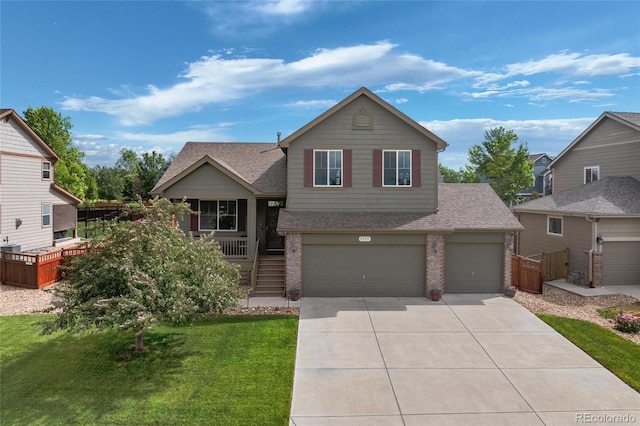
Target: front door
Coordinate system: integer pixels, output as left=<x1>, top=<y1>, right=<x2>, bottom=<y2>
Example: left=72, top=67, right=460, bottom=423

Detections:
left=266, top=207, right=284, bottom=251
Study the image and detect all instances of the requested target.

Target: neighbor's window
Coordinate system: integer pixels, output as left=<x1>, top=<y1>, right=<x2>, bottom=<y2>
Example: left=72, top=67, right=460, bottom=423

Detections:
left=547, top=216, right=563, bottom=236
left=199, top=200, right=237, bottom=231
left=42, top=203, right=51, bottom=227
left=383, top=150, right=411, bottom=186
left=42, top=161, right=51, bottom=180
left=314, top=150, right=342, bottom=186
left=585, top=166, right=599, bottom=184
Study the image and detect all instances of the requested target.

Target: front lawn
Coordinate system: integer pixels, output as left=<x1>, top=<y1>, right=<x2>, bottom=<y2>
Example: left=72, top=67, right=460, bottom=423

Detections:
left=538, top=314, right=640, bottom=392
left=0, top=314, right=298, bottom=425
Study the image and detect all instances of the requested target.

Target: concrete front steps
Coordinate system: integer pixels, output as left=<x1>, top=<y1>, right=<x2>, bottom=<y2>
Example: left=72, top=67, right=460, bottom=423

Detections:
left=252, top=255, right=285, bottom=297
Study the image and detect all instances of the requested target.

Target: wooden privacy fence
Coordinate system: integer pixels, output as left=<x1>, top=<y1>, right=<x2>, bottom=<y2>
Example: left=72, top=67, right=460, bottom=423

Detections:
left=528, top=248, right=570, bottom=281
left=511, top=248, right=570, bottom=294
left=1, top=246, right=88, bottom=289
left=511, top=255, right=542, bottom=293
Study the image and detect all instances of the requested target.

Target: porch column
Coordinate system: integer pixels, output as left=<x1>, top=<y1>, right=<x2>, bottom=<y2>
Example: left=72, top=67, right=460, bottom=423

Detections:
left=247, top=198, right=256, bottom=258
left=426, top=234, right=445, bottom=294
left=285, top=233, right=302, bottom=293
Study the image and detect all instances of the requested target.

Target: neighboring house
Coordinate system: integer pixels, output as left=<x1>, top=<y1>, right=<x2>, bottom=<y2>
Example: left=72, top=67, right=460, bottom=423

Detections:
left=0, top=109, right=82, bottom=253
left=519, top=153, right=553, bottom=198
left=153, top=87, right=523, bottom=297
left=512, top=112, right=640, bottom=286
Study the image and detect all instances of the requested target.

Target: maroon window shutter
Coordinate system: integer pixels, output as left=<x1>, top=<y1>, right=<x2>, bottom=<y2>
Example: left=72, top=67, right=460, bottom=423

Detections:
left=237, top=199, right=247, bottom=232
left=412, top=149, right=421, bottom=187
left=188, top=199, right=199, bottom=231
left=304, top=149, right=313, bottom=187
left=343, top=149, right=352, bottom=187
left=373, top=149, right=382, bottom=187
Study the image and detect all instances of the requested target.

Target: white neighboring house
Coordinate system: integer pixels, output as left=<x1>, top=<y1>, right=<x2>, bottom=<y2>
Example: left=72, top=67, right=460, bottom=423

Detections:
left=0, top=109, right=82, bottom=253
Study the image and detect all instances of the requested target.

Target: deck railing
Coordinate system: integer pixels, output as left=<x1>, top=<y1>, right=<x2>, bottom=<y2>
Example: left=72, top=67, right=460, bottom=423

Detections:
left=214, top=237, right=248, bottom=258
left=250, top=239, right=260, bottom=294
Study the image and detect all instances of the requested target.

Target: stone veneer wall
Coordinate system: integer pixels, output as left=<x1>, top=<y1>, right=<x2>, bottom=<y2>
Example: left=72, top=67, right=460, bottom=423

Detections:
left=426, top=234, right=445, bottom=293
left=285, top=232, right=302, bottom=293
left=504, top=232, right=513, bottom=290
left=583, top=250, right=603, bottom=287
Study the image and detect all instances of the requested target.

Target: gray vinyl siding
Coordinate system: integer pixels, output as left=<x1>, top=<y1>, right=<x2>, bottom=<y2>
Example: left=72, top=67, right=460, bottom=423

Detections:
left=598, top=218, right=640, bottom=240
left=287, top=96, right=439, bottom=212
left=517, top=213, right=592, bottom=276
left=553, top=118, right=640, bottom=193
left=0, top=119, right=75, bottom=252
left=162, top=164, right=253, bottom=199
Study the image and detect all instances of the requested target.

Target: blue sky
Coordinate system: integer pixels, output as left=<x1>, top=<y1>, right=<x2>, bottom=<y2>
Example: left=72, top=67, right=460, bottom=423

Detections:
left=2, top=1, right=639, bottom=170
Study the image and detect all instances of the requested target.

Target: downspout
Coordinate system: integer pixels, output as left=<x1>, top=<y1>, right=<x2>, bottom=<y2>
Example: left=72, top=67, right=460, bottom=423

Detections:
left=585, top=216, right=598, bottom=287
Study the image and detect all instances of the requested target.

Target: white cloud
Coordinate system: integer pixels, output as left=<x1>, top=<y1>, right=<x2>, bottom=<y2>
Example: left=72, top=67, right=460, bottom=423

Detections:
left=254, top=0, right=311, bottom=16
left=59, top=44, right=638, bottom=126
left=60, top=42, right=476, bottom=125
left=283, top=99, right=338, bottom=109
left=420, top=117, right=596, bottom=170
left=75, top=125, right=234, bottom=166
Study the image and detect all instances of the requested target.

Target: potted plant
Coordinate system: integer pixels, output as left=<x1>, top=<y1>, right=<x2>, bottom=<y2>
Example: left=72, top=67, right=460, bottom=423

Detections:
left=504, top=285, right=517, bottom=298
left=288, top=288, right=300, bottom=301
left=430, top=288, right=442, bottom=301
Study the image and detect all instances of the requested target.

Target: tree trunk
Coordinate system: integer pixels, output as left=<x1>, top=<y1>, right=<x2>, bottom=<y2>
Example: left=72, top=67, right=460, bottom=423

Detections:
left=135, top=331, right=144, bottom=351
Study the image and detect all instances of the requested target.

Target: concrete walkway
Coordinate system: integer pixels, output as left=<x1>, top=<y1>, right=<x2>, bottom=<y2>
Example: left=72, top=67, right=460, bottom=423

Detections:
left=545, top=280, right=640, bottom=299
left=290, top=295, right=640, bottom=425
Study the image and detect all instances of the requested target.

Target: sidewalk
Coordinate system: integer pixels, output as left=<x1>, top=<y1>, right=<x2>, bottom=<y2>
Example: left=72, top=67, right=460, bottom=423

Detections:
left=237, top=296, right=300, bottom=309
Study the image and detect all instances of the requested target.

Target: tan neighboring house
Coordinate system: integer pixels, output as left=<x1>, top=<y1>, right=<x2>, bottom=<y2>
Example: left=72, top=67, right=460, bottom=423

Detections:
left=153, top=87, right=523, bottom=296
left=0, top=109, right=82, bottom=253
left=513, top=112, right=640, bottom=286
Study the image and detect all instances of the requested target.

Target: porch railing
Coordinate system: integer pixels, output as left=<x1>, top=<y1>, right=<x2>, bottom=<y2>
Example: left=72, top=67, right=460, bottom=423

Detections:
left=215, top=237, right=248, bottom=258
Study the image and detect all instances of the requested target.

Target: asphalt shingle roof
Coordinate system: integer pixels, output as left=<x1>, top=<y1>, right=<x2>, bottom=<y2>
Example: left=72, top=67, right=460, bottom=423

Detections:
left=513, top=176, right=640, bottom=215
left=609, top=112, right=640, bottom=127
left=278, top=183, right=523, bottom=232
left=153, top=142, right=287, bottom=195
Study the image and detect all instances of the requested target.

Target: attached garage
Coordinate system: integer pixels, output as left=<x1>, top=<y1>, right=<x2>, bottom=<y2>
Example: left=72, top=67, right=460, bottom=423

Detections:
left=445, top=233, right=504, bottom=293
left=602, top=241, right=640, bottom=286
left=302, top=234, right=425, bottom=297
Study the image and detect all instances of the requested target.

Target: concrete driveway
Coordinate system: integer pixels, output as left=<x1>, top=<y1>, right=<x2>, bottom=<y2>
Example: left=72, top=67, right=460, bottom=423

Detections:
left=290, top=295, right=640, bottom=425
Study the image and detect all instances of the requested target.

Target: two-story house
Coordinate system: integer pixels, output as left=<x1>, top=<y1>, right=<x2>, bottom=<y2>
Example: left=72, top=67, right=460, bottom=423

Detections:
left=512, top=112, right=640, bottom=287
left=152, top=88, right=523, bottom=297
left=0, top=109, right=82, bottom=253
left=518, top=153, right=553, bottom=199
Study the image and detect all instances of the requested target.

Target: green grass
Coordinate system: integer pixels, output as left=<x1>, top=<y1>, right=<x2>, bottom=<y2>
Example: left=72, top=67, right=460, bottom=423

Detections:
left=538, top=314, right=640, bottom=392
left=1, top=314, right=298, bottom=425
left=597, top=301, right=640, bottom=320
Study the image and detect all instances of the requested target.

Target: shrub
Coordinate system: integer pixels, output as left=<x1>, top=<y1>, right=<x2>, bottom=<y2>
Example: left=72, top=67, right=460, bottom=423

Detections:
left=613, top=313, right=640, bottom=334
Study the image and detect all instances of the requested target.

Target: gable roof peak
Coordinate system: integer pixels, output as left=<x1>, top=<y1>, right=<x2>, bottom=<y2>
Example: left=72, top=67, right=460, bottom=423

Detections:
left=0, top=108, right=60, bottom=160
left=278, top=86, right=448, bottom=150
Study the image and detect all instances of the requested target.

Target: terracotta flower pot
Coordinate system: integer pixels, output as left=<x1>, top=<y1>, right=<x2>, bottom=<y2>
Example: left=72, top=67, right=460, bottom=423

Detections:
left=430, top=290, right=442, bottom=301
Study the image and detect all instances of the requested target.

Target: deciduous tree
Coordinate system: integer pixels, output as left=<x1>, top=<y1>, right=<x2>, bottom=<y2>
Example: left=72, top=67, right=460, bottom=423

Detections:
left=467, top=127, right=534, bottom=204
left=23, top=106, right=96, bottom=200
left=41, top=198, right=241, bottom=351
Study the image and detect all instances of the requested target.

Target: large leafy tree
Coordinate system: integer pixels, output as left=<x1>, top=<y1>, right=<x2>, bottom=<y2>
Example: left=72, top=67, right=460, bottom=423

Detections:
left=467, top=127, right=534, bottom=204
left=23, top=106, right=97, bottom=200
left=439, top=163, right=480, bottom=183
left=41, top=198, right=241, bottom=351
left=91, top=165, right=126, bottom=200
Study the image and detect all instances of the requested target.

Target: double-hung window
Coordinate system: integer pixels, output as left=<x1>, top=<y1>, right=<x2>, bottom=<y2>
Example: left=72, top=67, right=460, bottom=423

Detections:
left=42, top=203, right=52, bottom=227
left=199, top=200, right=237, bottom=231
left=42, top=161, right=51, bottom=180
left=383, top=150, right=411, bottom=186
left=547, top=216, right=563, bottom=236
left=314, top=150, right=342, bottom=186
left=584, top=166, right=599, bottom=184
